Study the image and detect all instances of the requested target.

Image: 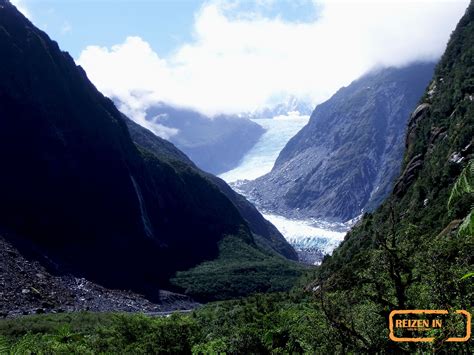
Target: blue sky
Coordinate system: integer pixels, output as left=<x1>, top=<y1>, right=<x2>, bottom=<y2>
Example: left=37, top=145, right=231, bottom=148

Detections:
left=17, top=0, right=320, bottom=58
left=11, top=0, right=471, bottom=126
left=17, top=0, right=201, bottom=57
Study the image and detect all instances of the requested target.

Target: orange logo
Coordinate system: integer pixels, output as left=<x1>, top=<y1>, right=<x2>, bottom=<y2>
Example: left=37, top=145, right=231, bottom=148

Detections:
left=389, top=310, right=471, bottom=342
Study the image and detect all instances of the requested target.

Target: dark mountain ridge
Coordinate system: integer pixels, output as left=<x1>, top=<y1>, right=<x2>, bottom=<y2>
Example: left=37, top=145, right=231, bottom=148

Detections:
left=0, top=0, right=298, bottom=304
left=125, top=116, right=298, bottom=260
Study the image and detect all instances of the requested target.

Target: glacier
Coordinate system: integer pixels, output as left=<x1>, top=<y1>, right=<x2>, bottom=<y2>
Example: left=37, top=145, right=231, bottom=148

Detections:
left=219, top=116, right=309, bottom=182
left=219, top=115, right=349, bottom=264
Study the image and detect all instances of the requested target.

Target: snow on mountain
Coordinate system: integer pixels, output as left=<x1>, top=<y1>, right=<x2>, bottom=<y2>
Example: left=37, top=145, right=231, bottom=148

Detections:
left=240, top=96, right=314, bottom=119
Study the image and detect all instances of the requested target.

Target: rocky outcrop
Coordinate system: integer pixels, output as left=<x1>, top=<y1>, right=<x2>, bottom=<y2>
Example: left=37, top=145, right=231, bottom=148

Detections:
left=393, top=154, right=423, bottom=196
left=405, top=102, right=431, bottom=152
left=409, top=103, right=431, bottom=125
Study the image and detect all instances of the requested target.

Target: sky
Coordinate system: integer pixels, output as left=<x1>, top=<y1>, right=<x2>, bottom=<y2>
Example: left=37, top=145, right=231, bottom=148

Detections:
left=11, top=0, right=471, bottom=134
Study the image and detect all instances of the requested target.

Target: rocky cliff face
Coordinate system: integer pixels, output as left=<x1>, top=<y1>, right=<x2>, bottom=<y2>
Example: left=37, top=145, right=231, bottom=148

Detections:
left=241, top=63, right=434, bottom=222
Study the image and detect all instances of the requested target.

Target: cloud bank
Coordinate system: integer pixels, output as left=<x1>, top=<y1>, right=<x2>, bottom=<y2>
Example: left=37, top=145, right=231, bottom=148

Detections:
left=77, top=0, right=469, bottom=120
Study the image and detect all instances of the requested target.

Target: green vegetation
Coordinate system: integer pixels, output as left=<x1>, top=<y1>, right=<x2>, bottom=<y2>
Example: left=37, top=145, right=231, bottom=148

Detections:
left=449, top=160, right=474, bottom=237
left=1, top=280, right=469, bottom=353
left=0, top=294, right=335, bottom=354
left=313, top=2, right=474, bottom=351
left=450, top=161, right=474, bottom=281
left=171, top=236, right=305, bottom=301
left=0, top=312, right=196, bottom=354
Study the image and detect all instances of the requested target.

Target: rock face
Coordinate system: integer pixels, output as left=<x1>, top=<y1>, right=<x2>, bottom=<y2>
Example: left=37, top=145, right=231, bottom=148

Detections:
left=143, top=103, right=265, bottom=174
left=241, top=63, right=435, bottom=222
left=0, top=0, right=296, bottom=304
left=405, top=103, right=431, bottom=154
left=393, top=154, right=424, bottom=197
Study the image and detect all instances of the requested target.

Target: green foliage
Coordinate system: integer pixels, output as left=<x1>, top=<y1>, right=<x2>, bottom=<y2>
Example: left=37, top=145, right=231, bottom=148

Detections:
left=191, top=338, right=228, bottom=354
left=0, top=312, right=114, bottom=340
left=0, top=278, right=471, bottom=354
left=448, top=161, right=474, bottom=238
left=461, top=271, right=474, bottom=280
left=458, top=210, right=474, bottom=237
left=0, top=336, right=10, bottom=355
left=0, top=312, right=198, bottom=354
left=448, top=161, right=474, bottom=211
left=171, top=236, right=305, bottom=301
left=0, top=293, right=336, bottom=354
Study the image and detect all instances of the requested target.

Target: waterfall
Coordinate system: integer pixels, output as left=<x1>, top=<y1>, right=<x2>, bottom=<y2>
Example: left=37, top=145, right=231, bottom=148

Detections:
left=130, top=175, right=154, bottom=239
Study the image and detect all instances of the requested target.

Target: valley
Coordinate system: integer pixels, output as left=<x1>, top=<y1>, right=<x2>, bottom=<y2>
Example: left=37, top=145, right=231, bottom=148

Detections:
left=219, top=115, right=350, bottom=264
left=0, top=0, right=472, bottom=353
left=219, top=62, right=435, bottom=265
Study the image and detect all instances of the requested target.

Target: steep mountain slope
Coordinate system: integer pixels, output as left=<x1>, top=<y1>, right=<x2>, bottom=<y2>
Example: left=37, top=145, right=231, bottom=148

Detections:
left=0, top=0, right=300, bottom=303
left=142, top=103, right=265, bottom=174
left=242, top=63, right=434, bottom=222
left=315, top=3, right=473, bottom=350
left=125, top=117, right=298, bottom=260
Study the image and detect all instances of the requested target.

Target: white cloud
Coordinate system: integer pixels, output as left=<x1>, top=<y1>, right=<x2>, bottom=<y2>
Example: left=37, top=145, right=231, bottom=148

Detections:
left=77, top=0, right=469, bottom=123
left=11, top=0, right=31, bottom=19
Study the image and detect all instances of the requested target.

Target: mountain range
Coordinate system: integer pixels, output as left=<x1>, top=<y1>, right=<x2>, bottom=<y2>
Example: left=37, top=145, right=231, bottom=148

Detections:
left=240, top=63, right=435, bottom=222
left=116, top=97, right=314, bottom=176
left=0, top=0, right=472, bottom=352
left=0, top=0, right=299, bottom=312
